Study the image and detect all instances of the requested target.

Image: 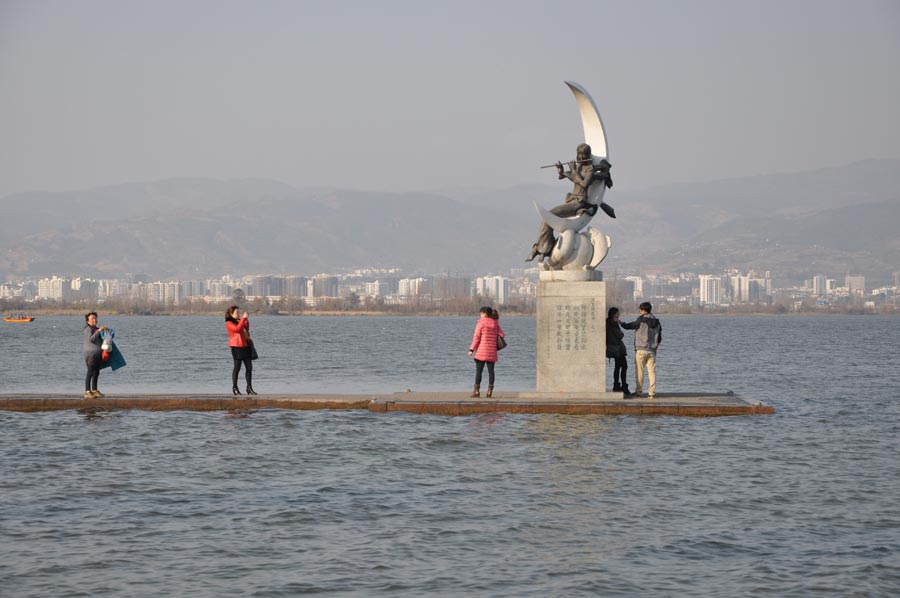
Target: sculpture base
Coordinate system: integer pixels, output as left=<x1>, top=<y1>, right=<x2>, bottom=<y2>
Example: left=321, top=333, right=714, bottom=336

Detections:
left=539, top=269, right=603, bottom=282
left=535, top=280, right=607, bottom=394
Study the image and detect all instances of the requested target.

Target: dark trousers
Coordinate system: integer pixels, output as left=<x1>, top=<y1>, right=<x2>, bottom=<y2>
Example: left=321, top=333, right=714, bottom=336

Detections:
left=85, top=364, right=100, bottom=392
left=474, top=359, right=495, bottom=386
left=613, top=354, right=628, bottom=388
left=231, top=347, right=252, bottom=388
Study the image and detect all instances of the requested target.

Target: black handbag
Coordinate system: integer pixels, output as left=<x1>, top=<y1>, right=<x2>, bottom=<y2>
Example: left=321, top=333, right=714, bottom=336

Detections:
left=496, top=335, right=508, bottom=351
left=248, top=339, right=259, bottom=360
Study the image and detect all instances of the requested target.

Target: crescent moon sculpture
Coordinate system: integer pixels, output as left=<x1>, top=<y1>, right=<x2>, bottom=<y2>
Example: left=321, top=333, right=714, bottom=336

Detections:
left=527, top=81, right=614, bottom=275
left=534, top=201, right=592, bottom=233
left=564, top=80, right=608, bottom=162
left=536, top=82, right=609, bottom=233
left=566, top=81, right=609, bottom=207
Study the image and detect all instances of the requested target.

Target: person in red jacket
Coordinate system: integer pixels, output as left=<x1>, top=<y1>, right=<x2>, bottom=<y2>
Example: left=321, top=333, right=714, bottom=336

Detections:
left=225, top=305, right=256, bottom=395
left=468, top=306, right=505, bottom=398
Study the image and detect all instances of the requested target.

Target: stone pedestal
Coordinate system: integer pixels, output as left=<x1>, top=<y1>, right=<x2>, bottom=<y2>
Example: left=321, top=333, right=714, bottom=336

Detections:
left=521, top=278, right=622, bottom=400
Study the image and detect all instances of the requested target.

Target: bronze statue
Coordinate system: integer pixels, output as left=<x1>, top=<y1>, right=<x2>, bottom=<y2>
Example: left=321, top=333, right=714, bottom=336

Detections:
left=526, top=143, right=614, bottom=262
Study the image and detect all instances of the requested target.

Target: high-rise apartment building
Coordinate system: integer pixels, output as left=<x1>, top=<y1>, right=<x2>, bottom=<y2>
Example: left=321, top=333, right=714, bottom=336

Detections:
left=614, top=279, right=636, bottom=301
left=285, top=276, right=308, bottom=297
left=162, top=282, right=182, bottom=304
left=624, top=276, right=644, bottom=299
left=433, top=276, right=471, bottom=300
left=846, top=274, right=866, bottom=298
left=475, top=275, right=509, bottom=305
left=71, top=278, right=98, bottom=300
left=309, top=275, right=339, bottom=298
left=812, top=275, right=827, bottom=296
left=207, top=281, right=233, bottom=299
left=731, top=275, right=751, bottom=303
left=365, top=281, right=389, bottom=298
left=399, top=277, right=430, bottom=298
left=249, top=275, right=286, bottom=297
left=182, top=280, right=206, bottom=298
left=37, top=276, right=72, bottom=301
left=699, top=275, right=722, bottom=305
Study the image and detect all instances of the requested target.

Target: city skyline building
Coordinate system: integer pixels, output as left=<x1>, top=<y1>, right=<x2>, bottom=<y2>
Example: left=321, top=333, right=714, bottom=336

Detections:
left=309, top=275, right=340, bottom=298
left=699, top=275, right=722, bottom=306
left=813, top=275, right=827, bottom=297
left=432, top=276, right=471, bottom=301
left=365, top=280, right=389, bottom=298
left=846, top=274, right=866, bottom=298
left=37, top=276, right=73, bottom=301
left=624, top=276, right=644, bottom=299
left=7, top=265, right=897, bottom=311
left=475, top=275, right=510, bottom=305
left=399, top=277, right=430, bottom=298
left=285, top=275, right=307, bottom=298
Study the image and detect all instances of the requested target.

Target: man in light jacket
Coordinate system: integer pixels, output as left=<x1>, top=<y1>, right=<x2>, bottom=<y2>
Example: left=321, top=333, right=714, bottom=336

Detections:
left=621, top=302, right=662, bottom=398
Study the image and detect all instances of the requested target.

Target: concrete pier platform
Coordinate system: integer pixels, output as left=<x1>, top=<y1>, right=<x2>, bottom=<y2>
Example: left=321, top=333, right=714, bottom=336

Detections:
left=370, top=391, right=773, bottom=417
left=0, top=391, right=773, bottom=417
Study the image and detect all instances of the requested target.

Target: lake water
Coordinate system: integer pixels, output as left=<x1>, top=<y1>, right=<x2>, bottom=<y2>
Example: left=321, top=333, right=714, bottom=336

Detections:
left=2, top=315, right=899, bottom=596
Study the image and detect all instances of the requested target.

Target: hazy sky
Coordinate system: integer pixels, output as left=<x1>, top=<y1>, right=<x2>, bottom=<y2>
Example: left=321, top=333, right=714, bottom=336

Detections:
left=2, top=0, right=899, bottom=197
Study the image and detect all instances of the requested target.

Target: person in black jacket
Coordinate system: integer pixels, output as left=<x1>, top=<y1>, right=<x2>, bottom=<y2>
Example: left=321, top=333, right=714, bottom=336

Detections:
left=606, top=307, right=633, bottom=397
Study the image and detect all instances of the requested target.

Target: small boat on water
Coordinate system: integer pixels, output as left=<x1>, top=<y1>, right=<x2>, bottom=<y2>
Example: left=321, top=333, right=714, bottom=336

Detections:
left=3, top=314, right=35, bottom=323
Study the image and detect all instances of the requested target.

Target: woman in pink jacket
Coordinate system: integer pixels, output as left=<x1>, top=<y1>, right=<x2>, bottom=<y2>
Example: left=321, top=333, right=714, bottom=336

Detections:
left=468, top=306, right=505, bottom=398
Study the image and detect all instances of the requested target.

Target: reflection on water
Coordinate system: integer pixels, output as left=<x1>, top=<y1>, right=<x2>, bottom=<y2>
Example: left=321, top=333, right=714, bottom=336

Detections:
left=463, top=412, right=508, bottom=437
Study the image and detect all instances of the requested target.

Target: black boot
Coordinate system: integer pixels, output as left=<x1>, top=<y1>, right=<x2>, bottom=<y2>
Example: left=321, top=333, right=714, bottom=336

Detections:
left=246, top=385, right=258, bottom=395
left=233, top=386, right=241, bottom=395
left=623, top=383, right=634, bottom=398
left=612, top=383, right=623, bottom=392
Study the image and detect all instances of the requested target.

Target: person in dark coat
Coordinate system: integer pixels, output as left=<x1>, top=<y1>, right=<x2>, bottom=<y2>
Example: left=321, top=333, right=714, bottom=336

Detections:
left=606, top=307, right=633, bottom=397
left=82, top=311, right=107, bottom=398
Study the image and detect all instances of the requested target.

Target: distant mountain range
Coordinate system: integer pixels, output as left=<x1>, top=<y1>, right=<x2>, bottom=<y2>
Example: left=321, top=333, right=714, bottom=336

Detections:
left=1, top=159, right=898, bottom=282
